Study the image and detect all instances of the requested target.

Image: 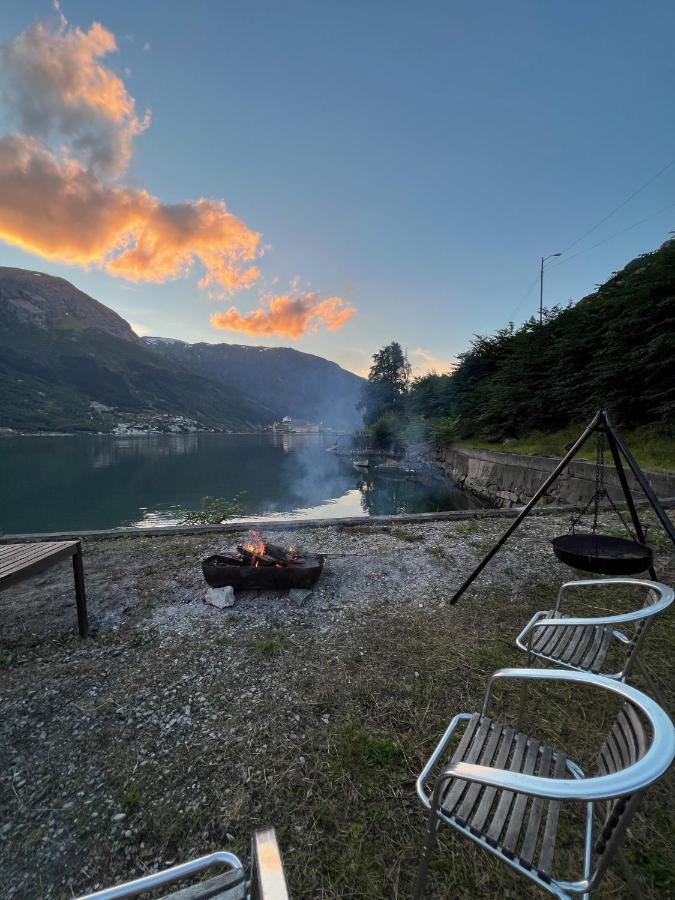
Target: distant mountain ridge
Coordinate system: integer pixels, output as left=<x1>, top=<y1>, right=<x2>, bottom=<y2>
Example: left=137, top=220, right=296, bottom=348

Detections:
left=142, top=337, right=363, bottom=429
left=0, top=267, right=363, bottom=433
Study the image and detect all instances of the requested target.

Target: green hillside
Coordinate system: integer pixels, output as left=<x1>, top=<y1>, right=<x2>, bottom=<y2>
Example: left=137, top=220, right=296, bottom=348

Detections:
left=408, top=239, right=675, bottom=440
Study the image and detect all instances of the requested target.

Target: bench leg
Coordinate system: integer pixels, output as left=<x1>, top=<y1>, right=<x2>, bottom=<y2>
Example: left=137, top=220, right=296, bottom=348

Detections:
left=72, top=547, right=88, bottom=637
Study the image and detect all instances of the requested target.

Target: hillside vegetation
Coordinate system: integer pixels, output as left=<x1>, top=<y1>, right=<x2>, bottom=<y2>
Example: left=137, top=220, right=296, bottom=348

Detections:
left=0, top=267, right=363, bottom=433
left=405, top=239, right=674, bottom=444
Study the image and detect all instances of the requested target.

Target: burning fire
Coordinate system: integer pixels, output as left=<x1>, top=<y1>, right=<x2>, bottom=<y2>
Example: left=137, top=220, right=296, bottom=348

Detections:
left=242, top=529, right=266, bottom=565
left=239, top=531, right=299, bottom=568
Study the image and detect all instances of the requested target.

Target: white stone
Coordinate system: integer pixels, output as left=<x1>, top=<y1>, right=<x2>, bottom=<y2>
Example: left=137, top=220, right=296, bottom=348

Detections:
left=288, top=588, right=313, bottom=603
left=204, top=585, right=236, bottom=609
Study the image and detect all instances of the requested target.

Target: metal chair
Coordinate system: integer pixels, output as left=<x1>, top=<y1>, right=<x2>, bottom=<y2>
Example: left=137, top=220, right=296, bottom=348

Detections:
left=75, top=827, right=289, bottom=899
left=414, top=668, right=675, bottom=899
left=516, top=578, right=673, bottom=706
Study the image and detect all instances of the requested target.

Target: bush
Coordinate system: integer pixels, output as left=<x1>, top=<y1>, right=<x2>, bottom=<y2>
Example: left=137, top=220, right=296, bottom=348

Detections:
left=428, top=416, right=461, bottom=445
left=179, top=493, right=246, bottom=525
left=368, top=415, right=401, bottom=449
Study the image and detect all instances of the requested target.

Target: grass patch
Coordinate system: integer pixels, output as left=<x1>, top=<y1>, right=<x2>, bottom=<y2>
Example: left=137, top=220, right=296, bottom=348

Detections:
left=121, top=781, right=144, bottom=814
left=455, top=522, right=480, bottom=536
left=333, top=722, right=402, bottom=772
left=424, top=545, right=447, bottom=560
left=456, top=424, right=675, bottom=471
left=390, top=525, right=425, bottom=543
left=248, top=630, right=288, bottom=658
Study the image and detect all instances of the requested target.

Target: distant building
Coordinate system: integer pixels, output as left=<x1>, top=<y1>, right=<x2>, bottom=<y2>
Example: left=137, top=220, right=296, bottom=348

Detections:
left=272, top=416, right=327, bottom=434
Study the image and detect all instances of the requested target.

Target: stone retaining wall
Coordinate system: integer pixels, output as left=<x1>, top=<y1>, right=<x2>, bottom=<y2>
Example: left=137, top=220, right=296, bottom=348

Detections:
left=432, top=445, right=675, bottom=508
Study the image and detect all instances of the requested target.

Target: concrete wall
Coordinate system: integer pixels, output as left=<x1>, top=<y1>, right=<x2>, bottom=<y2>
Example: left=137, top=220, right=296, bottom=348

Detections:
left=432, top=444, right=675, bottom=508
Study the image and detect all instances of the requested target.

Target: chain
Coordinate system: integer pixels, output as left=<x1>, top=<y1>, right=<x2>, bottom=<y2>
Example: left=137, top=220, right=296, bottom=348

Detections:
left=569, top=429, right=637, bottom=540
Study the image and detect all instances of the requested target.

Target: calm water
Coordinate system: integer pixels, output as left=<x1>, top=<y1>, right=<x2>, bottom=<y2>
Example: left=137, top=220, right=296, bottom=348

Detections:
left=0, top=433, right=480, bottom=534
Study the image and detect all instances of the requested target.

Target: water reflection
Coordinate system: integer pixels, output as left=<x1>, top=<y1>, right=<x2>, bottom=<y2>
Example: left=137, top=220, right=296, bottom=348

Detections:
left=0, top=433, right=481, bottom=534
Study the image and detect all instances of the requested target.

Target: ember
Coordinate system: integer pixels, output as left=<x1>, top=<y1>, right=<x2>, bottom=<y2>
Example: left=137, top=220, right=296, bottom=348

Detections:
left=227, top=531, right=303, bottom=568
left=202, top=532, right=324, bottom=590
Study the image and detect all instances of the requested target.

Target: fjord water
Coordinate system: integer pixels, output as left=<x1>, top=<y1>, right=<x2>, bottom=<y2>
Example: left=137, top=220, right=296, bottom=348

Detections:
left=0, top=433, right=480, bottom=534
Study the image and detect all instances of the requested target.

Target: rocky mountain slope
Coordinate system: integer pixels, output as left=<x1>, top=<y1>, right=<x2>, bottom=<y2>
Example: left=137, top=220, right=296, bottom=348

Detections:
left=0, top=268, right=363, bottom=433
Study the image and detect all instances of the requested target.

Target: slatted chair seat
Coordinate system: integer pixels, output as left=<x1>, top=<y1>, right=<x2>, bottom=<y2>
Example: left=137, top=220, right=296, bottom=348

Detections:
left=439, top=713, right=570, bottom=882
left=526, top=610, right=613, bottom=672
left=516, top=579, right=674, bottom=700
left=415, top=669, right=675, bottom=900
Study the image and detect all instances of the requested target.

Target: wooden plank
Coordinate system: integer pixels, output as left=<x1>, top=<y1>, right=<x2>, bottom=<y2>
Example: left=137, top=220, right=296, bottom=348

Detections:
left=623, top=704, right=648, bottom=760
left=442, top=716, right=492, bottom=815
left=560, top=624, right=591, bottom=664
left=455, top=722, right=502, bottom=824
left=469, top=726, right=515, bottom=836
left=519, top=745, right=553, bottom=868
left=502, top=738, right=540, bottom=857
left=0, top=550, right=65, bottom=579
left=0, top=541, right=77, bottom=577
left=486, top=731, right=527, bottom=846
left=589, top=627, right=612, bottom=673
left=612, top=711, right=634, bottom=767
left=568, top=625, right=596, bottom=667
left=581, top=623, right=608, bottom=670
left=537, top=751, right=567, bottom=877
left=0, top=542, right=78, bottom=580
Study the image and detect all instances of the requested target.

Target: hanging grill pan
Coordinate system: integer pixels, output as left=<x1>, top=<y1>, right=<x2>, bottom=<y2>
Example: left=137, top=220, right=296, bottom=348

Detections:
left=551, top=533, right=652, bottom=576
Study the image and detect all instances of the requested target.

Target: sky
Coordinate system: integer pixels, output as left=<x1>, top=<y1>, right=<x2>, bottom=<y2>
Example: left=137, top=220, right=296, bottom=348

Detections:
left=1, top=1, right=674, bottom=377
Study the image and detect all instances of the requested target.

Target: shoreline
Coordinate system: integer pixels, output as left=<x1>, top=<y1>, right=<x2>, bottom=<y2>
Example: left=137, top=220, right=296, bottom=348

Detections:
left=2, top=496, right=672, bottom=543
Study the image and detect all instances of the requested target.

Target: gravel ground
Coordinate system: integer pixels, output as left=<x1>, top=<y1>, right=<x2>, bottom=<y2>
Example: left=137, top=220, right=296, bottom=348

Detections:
left=1, top=512, right=673, bottom=899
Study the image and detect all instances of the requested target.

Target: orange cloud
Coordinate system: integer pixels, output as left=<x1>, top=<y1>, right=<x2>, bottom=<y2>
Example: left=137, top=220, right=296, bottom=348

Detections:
left=210, top=291, right=356, bottom=339
left=0, top=19, right=149, bottom=177
left=0, top=135, right=260, bottom=292
left=0, top=14, right=351, bottom=321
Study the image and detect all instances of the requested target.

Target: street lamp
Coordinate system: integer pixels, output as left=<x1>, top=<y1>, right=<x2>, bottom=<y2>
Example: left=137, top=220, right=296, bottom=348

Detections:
left=539, top=252, right=561, bottom=324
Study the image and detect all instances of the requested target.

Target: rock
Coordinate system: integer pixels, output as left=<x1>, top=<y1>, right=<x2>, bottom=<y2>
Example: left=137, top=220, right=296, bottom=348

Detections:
left=204, top=586, right=235, bottom=609
left=288, top=588, right=313, bottom=604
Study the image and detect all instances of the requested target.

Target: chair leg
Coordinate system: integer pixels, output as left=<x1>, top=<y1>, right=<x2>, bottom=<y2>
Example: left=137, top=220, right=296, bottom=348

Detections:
left=413, top=812, right=440, bottom=900
left=615, top=849, right=646, bottom=900
left=634, top=656, right=669, bottom=711
left=72, top=546, right=88, bottom=638
left=517, top=652, right=533, bottom=730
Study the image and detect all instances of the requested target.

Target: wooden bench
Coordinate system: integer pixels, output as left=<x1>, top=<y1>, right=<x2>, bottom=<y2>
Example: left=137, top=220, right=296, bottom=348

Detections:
left=0, top=540, right=88, bottom=637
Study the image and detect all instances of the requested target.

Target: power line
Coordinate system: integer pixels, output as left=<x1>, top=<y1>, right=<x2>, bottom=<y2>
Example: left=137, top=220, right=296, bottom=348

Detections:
left=552, top=199, right=675, bottom=266
left=507, top=272, right=540, bottom=320
left=560, top=152, right=675, bottom=254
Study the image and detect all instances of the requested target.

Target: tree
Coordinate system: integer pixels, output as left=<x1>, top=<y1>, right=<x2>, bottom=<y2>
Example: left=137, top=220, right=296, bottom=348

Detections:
left=359, top=342, right=411, bottom=425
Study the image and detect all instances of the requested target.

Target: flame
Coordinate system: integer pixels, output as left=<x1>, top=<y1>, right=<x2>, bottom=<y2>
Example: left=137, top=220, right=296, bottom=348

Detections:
left=242, top=529, right=266, bottom=562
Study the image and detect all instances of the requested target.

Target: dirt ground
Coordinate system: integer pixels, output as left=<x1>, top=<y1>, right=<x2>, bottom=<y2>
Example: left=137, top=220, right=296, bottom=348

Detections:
left=1, top=511, right=673, bottom=899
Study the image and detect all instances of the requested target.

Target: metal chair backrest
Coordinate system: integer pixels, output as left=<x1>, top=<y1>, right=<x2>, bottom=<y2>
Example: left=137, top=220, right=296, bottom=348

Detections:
left=621, top=584, right=663, bottom=674
left=592, top=701, right=651, bottom=883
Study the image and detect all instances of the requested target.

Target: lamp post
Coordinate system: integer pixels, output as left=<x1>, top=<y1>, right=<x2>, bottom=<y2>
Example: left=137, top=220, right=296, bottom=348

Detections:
left=539, top=252, right=561, bottom=324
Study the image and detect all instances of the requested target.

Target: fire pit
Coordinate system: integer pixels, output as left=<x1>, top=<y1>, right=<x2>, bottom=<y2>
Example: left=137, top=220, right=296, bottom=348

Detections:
left=202, top=531, right=324, bottom=590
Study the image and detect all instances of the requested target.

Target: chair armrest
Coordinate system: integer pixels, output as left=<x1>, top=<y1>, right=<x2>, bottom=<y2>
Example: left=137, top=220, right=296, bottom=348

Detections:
left=431, top=670, right=675, bottom=804
left=75, top=852, right=243, bottom=900
left=416, top=713, right=473, bottom=808
left=555, top=578, right=673, bottom=613
left=530, top=605, right=666, bottom=636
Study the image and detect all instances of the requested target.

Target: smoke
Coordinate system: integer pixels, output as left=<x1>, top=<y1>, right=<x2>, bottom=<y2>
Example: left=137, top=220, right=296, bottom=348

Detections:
left=210, top=291, right=355, bottom=339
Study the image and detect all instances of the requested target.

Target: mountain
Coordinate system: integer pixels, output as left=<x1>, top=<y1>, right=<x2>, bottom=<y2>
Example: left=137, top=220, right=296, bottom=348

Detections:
left=0, top=267, right=363, bottom=433
left=143, top=337, right=363, bottom=429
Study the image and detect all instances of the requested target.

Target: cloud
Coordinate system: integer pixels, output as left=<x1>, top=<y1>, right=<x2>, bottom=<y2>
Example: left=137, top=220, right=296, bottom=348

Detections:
left=0, top=18, right=149, bottom=177
left=210, top=291, right=356, bottom=339
left=0, top=14, right=351, bottom=324
left=0, top=134, right=261, bottom=292
left=129, top=320, right=152, bottom=336
left=410, top=347, right=456, bottom=376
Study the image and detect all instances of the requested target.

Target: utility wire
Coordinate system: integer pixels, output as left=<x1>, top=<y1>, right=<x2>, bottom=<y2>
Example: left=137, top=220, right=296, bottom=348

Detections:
left=507, top=272, right=540, bottom=320
left=552, top=199, right=675, bottom=266
left=560, top=153, right=675, bottom=254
